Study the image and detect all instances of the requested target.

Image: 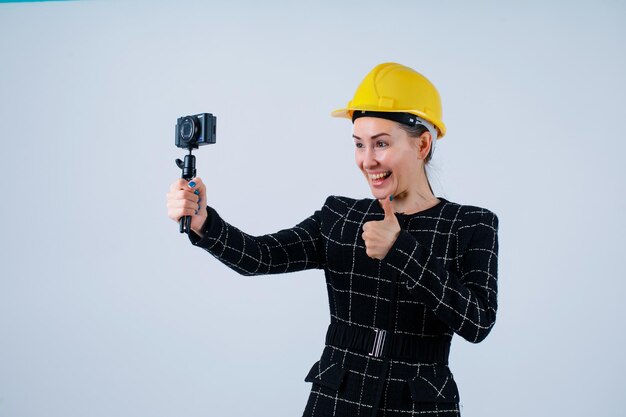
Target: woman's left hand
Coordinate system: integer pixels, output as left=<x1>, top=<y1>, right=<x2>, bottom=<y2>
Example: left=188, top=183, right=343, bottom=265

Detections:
left=362, top=196, right=401, bottom=260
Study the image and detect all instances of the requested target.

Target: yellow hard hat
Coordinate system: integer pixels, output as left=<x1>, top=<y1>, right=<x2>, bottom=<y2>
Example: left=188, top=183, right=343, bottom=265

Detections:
left=331, top=62, right=446, bottom=138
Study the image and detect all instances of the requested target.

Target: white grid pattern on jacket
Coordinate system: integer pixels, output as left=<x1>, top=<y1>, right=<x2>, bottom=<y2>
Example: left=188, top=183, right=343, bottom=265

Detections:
left=189, top=195, right=499, bottom=417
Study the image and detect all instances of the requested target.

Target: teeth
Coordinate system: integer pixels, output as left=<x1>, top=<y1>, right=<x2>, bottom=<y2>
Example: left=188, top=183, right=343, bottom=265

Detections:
left=370, top=172, right=391, bottom=180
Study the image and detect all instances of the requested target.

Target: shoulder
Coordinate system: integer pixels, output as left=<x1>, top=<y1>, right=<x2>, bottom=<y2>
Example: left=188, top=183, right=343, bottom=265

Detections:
left=322, top=195, right=377, bottom=211
left=437, top=199, right=499, bottom=256
left=446, top=200, right=499, bottom=238
left=318, top=195, right=380, bottom=220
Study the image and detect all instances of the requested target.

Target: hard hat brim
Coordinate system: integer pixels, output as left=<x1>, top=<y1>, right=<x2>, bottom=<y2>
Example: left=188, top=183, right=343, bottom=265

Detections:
left=330, top=108, right=351, bottom=118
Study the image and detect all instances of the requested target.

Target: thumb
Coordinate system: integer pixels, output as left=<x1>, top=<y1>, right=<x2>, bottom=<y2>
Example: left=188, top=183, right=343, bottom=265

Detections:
left=379, top=195, right=396, bottom=222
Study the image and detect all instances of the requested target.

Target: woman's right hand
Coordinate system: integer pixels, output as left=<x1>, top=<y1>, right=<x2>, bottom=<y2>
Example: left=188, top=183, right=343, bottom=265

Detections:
left=166, top=177, right=208, bottom=237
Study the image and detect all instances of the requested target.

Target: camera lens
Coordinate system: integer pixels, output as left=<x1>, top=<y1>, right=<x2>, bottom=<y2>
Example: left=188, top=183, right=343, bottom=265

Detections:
left=179, top=117, right=197, bottom=143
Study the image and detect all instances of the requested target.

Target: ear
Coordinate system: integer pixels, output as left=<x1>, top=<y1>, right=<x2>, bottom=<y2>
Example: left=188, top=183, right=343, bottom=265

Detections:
left=417, top=131, right=432, bottom=160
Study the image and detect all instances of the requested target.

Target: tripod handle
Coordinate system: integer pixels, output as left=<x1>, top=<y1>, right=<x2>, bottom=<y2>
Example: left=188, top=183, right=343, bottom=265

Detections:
left=176, top=154, right=197, bottom=234
left=179, top=215, right=191, bottom=234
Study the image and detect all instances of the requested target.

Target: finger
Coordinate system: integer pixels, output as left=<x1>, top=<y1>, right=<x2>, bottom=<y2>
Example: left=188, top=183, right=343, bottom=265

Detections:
left=187, top=177, right=205, bottom=190
left=167, top=189, right=200, bottom=203
left=187, top=177, right=207, bottom=200
left=189, top=177, right=204, bottom=188
left=170, top=178, right=190, bottom=192
left=168, top=207, right=199, bottom=222
left=166, top=197, right=199, bottom=211
left=190, top=177, right=206, bottom=209
left=379, top=195, right=395, bottom=221
left=170, top=177, right=205, bottom=192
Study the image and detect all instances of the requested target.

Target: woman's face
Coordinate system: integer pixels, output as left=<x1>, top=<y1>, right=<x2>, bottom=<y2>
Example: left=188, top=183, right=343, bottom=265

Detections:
left=353, top=117, right=426, bottom=201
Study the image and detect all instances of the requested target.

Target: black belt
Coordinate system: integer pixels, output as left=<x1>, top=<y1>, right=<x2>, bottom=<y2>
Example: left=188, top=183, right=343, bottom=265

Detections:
left=325, top=322, right=450, bottom=364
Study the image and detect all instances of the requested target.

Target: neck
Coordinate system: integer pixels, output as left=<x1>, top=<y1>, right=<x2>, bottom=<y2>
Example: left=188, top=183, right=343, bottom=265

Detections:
left=390, top=168, right=438, bottom=214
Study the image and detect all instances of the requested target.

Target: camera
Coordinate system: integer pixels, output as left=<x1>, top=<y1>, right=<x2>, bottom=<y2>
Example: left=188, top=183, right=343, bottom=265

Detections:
left=175, top=113, right=216, bottom=149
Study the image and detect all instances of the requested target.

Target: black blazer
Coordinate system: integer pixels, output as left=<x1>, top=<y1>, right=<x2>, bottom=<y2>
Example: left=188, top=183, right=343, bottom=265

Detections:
left=189, top=195, right=499, bottom=417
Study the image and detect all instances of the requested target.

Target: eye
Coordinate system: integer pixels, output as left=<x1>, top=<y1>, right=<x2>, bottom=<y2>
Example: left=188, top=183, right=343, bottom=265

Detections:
left=355, top=142, right=364, bottom=149
left=376, top=141, right=388, bottom=148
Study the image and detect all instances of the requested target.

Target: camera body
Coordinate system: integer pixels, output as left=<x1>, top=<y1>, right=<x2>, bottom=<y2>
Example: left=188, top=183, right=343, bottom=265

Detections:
left=175, top=113, right=216, bottom=149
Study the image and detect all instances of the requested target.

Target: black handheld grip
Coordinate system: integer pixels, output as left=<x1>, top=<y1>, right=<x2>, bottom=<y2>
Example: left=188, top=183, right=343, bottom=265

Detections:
left=175, top=154, right=197, bottom=234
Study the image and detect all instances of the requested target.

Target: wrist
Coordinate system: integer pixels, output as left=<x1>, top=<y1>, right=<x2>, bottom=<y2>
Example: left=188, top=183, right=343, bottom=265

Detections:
left=191, top=228, right=205, bottom=238
left=190, top=215, right=207, bottom=238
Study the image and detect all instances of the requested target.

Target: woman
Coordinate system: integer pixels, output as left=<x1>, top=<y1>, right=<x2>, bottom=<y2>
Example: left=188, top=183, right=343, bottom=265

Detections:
left=166, top=62, right=499, bottom=416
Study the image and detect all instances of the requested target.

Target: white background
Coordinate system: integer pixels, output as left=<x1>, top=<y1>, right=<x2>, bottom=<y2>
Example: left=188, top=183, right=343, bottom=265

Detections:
left=1, top=1, right=625, bottom=416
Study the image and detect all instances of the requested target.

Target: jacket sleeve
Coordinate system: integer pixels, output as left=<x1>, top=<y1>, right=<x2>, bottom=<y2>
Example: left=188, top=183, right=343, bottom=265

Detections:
left=383, top=209, right=499, bottom=343
left=187, top=204, right=325, bottom=276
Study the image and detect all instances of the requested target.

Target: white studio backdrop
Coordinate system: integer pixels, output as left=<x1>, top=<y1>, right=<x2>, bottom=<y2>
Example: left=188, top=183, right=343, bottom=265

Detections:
left=0, top=1, right=624, bottom=416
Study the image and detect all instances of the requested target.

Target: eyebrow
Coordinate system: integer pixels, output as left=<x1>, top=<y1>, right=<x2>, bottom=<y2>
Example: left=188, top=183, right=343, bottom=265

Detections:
left=352, top=133, right=391, bottom=140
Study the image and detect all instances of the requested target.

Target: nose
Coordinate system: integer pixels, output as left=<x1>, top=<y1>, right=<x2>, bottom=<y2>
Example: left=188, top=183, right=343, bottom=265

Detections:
left=362, top=146, right=378, bottom=170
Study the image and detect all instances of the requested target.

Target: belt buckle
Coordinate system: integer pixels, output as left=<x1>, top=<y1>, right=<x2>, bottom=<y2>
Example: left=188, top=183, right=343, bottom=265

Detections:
left=368, top=328, right=387, bottom=358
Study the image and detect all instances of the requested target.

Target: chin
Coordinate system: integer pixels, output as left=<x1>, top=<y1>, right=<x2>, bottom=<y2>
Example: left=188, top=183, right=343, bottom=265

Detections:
left=369, top=187, right=390, bottom=200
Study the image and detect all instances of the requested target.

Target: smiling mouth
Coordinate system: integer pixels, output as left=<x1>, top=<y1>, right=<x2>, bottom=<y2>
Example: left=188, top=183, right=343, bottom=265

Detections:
left=370, top=171, right=391, bottom=180
left=369, top=171, right=392, bottom=185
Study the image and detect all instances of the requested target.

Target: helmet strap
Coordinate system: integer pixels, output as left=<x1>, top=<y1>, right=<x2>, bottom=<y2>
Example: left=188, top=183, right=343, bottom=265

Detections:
left=351, top=110, right=439, bottom=142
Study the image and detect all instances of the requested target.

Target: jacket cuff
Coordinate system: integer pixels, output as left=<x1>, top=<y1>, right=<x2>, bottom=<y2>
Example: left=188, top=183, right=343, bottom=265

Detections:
left=187, top=205, right=222, bottom=249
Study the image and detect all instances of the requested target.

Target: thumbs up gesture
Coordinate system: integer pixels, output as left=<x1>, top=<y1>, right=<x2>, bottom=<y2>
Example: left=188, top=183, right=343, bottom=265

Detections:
left=362, top=196, right=401, bottom=260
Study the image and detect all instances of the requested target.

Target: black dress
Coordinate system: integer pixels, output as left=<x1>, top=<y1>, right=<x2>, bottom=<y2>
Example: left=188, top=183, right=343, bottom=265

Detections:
left=188, top=195, right=499, bottom=417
